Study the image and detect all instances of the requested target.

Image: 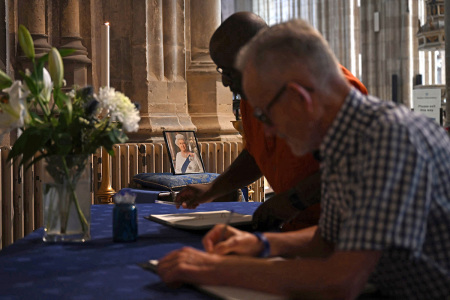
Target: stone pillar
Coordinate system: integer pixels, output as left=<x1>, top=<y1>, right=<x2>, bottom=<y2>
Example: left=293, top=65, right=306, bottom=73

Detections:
left=361, top=0, right=380, bottom=95
left=127, top=0, right=195, bottom=142
left=59, top=0, right=91, bottom=87
left=431, top=50, right=436, bottom=84
left=353, top=0, right=362, bottom=79
left=445, top=0, right=450, bottom=130
left=18, top=0, right=52, bottom=59
left=361, top=0, right=417, bottom=104
left=163, top=0, right=178, bottom=81
left=424, top=50, right=430, bottom=85
left=187, top=0, right=238, bottom=141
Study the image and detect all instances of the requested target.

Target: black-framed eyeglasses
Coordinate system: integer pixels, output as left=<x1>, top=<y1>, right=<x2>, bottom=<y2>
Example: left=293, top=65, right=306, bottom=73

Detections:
left=253, top=84, right=288, bottom=126
left=253, top=82, right=313, bottom=127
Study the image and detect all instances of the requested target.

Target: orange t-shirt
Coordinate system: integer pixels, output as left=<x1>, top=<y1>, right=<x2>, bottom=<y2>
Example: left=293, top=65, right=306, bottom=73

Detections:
left=241, top=65, right=368, bottom=194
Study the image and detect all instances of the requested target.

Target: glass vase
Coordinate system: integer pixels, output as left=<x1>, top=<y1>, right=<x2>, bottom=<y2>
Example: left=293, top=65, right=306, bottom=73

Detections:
left=42, top=155, right=91, bottom=242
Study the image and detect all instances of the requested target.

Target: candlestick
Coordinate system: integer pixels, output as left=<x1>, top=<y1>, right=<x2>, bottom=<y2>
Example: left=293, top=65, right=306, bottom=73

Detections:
left=101, top=22, right=110, bottom=87
left=97, top=22, right=114, bottom=203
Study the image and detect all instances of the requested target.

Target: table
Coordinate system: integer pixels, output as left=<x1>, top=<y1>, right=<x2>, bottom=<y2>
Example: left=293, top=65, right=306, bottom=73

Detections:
left=0, top=202, right=261, bottom=300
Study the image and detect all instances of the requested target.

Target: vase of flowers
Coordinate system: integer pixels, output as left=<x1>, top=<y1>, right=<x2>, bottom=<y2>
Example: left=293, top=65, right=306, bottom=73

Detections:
left=0, top=25, right=140, bottom=242
left=43, top=154, right=91, bottom=242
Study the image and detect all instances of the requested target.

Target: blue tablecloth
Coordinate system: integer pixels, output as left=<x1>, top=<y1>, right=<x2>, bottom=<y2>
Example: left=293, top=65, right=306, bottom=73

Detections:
left=0, top=202, right=261, bottom=300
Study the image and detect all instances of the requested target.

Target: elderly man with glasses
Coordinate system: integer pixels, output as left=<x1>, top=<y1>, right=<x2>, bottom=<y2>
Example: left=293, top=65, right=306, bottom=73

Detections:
left=174, top=12, right=367, bottom=231
left=157, top=19, right=450, bottom=299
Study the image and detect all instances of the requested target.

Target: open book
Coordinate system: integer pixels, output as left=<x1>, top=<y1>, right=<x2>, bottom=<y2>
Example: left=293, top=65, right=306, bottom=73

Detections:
left=144, top=210, right=252, bottom=230
left=141, top=259, right=285, bottom=300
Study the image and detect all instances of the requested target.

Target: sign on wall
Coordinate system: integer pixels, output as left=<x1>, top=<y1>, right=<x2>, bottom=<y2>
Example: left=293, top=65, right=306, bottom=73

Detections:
left=412, top=89, right=441, bottom=124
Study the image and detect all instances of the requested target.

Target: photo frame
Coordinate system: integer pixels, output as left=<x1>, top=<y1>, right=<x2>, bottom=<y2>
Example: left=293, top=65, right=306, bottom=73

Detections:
left=163, top=130, right=205, bottom=175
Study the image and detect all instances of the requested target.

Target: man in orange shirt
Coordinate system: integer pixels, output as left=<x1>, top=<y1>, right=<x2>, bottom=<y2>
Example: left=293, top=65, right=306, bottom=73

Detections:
left=175, top=12, right=367, bottom=230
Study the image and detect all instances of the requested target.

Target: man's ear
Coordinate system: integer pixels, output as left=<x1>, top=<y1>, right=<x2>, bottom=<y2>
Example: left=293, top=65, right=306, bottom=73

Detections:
left=287, top=82, right=314, bottom=113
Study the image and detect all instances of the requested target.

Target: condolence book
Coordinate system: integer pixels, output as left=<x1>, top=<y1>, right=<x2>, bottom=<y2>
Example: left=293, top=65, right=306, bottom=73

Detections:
left=144, top=210, right=252, bottom=230
left=141, top=259, right=285, bottom=300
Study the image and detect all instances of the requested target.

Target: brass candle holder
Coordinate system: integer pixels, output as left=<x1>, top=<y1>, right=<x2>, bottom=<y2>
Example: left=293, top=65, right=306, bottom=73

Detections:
left=96, top=147, right=115, bottom=204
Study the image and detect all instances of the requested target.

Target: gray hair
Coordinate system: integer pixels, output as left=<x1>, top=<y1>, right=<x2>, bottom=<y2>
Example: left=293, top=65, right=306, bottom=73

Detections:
left=175, top=134, right=185, bottom=148
left=235, top=19, right=342, bottom=89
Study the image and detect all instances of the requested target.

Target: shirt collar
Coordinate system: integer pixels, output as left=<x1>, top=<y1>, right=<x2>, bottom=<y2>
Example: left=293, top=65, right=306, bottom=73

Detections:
left=320, top=88, right=362, bottom=163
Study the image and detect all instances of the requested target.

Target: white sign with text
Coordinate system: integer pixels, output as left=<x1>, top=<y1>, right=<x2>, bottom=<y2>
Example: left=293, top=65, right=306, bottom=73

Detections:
left=413, top=89, right=441, bottom=124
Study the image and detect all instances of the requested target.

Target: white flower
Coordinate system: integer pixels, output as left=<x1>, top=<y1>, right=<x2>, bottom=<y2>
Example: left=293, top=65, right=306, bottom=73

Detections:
left=96, top=87, right=140, bottom=132
left=41, top=68, right=53, bottom=102
left=66, top=89, right=76, bottom=99
left=22, top=68, right=53, bottom=103
left=0, top=81, right=29, bottom=135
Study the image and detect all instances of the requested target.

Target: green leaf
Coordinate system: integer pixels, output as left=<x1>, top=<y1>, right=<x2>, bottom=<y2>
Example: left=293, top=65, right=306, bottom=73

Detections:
left=37, top=53, right=49, bottom=65
left=7, top=127, right=52, bottom=166
left=37, top=48, right=75, bottom=66
left=0, top=69, right=13, bottom=90
left=58, top=48, right=76, bottom=57
left=20, top=71, right=38, bottom=95
left=35, top=61, right=44, bottom=82
left=53, top=89, right=72, bottom=123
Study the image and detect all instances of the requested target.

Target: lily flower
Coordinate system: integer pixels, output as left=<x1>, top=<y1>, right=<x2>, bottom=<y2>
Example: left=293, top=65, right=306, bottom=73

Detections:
left=18, top=25, right=35, bottom=60
left=41, top=68, right=53, bottom=103
left=0, top=81, right=29, bottom=135
left=48, top=48, right=64, bottom=89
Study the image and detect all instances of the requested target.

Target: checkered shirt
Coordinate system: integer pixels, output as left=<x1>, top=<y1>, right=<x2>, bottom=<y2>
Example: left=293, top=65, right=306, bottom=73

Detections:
left=319, top=89, right=450, bottom=299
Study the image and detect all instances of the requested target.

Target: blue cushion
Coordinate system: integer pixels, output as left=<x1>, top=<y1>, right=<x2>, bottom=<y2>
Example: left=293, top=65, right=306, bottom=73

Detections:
left=133, top=172, right=219, bottom=191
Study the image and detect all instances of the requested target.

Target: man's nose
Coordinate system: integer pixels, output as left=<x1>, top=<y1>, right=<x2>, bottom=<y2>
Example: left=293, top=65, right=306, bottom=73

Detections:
left=221, top=75, right=232, bottom=87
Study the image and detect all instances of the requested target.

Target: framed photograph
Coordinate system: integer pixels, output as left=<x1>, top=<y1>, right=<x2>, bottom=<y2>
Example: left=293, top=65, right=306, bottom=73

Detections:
left=163, top=130, right=205, bottom=175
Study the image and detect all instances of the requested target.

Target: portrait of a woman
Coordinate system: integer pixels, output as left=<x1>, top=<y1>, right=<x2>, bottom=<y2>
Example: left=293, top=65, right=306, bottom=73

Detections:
left=174, top=133, right=203, bottom=174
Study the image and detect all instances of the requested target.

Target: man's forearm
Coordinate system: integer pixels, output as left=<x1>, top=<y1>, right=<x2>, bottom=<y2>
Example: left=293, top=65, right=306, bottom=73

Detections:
left=213, top=249, right=377, bottom=298
left=209, top=149, right=262, bottom=197
left=265, top=226, right=334, bottom=258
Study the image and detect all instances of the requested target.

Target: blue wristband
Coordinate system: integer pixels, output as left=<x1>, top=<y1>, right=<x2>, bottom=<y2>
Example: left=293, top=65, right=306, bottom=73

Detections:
left=253, top=232, right=271, bottom=258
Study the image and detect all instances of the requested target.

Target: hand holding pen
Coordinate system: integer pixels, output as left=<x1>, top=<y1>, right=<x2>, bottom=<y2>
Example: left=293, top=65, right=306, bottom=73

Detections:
left=202, top=211, right=267, bottom=257
left=219, top=210, right=234, bottom=242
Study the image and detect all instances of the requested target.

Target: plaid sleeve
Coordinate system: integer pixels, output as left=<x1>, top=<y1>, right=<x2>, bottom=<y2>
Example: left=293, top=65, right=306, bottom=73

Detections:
left=338, top=121, right=432, bottom=251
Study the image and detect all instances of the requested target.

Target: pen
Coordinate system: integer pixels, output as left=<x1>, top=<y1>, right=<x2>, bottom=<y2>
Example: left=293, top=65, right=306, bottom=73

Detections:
left=220, top=210, right=234, bottom=242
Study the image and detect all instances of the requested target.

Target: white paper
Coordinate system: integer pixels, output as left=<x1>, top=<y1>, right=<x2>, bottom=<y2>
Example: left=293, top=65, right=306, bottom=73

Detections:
left=147, top=260, right=285, bottom=300
left=145, top=210, right=252, bottom=230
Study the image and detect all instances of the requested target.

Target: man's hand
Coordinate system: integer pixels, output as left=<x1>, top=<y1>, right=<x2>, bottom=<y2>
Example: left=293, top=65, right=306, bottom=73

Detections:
left=203, top=224, right=263, bottom=256
left=174, top=183, right=214, bottom=209
left=157, top=247, right=222, bottom=286
left=252, top=194, right=298, bottom=231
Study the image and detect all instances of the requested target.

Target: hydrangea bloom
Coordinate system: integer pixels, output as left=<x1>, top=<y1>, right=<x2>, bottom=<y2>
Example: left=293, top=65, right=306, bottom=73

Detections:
left=97, top=87, right=140, bottom=132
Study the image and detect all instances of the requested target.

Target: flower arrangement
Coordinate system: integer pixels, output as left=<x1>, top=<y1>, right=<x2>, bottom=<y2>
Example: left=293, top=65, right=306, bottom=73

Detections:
left=0, top=25, right=140, bottom=242
left=0, top=25, right=140, bottom=165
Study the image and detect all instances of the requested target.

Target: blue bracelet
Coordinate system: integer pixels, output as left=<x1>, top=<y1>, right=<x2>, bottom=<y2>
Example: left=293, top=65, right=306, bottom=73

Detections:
left=253, top=232, right=271, bottom=258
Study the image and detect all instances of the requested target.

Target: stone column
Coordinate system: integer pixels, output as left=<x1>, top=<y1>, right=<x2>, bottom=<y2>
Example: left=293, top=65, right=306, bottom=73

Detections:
left=353, top=0, right=362, bottom=79
left=361, top=0, right=417, bottom=104
left=127, top=0, right=195, bottom=142
left=445, top=0, right=450, bottom=130
left=163, top=0, right=178, bottom=82
left=18, top=0, right=52, bottom=58
left=360, top=0, right=380, bottom=95
left=431, top=50, right=436, bottom=84
left=424, top=51, right=430, bottom=85
left=59, top=0, right=91, bottom=87
left=187, top=0, right=238, bottom=141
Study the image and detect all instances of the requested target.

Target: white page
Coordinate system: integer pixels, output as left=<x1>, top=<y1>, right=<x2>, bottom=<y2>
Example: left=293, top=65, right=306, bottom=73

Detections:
left=145, top=210, right=252, bottom=230
left=147, top=260, right=285, bottom=300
